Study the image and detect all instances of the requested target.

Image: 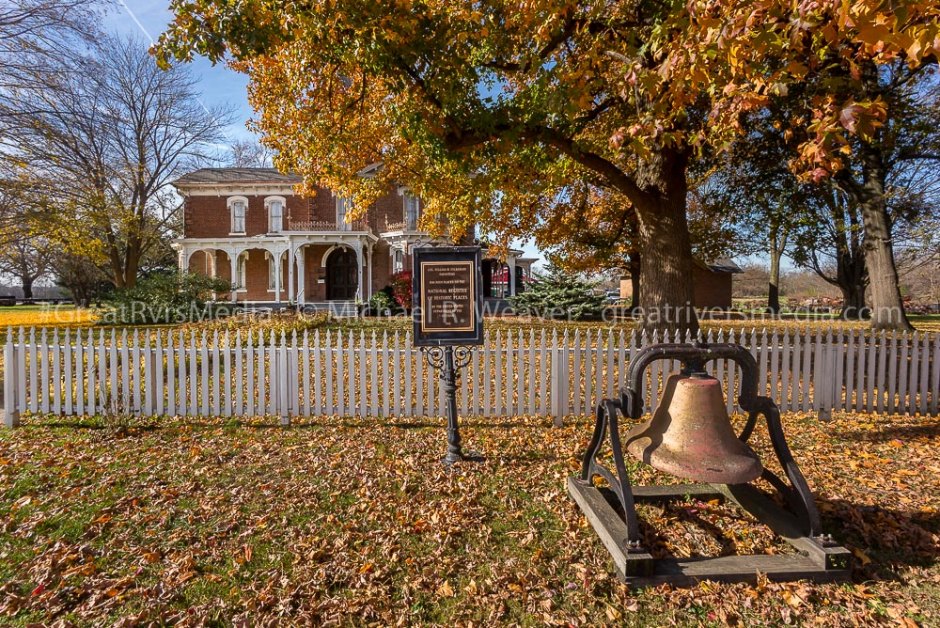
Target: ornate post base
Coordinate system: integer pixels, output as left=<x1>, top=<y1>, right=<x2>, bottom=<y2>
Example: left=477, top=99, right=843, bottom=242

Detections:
left=422, top=345, right=481, bottom=466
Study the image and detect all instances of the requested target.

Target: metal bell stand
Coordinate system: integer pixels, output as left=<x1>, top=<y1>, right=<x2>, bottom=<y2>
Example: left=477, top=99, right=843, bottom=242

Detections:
left=568, top=342, right=851, bottom=586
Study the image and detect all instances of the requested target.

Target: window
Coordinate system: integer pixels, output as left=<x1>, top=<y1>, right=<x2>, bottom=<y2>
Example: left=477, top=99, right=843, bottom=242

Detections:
left=266, top=196, right=285, bottom=233
left=403, top=194, right=420, bottom=230
left=336, top=196, right=352, bottom=230
left=393, top=249, right=404, bottom=273
left=228, top=197, right=248, bottom=234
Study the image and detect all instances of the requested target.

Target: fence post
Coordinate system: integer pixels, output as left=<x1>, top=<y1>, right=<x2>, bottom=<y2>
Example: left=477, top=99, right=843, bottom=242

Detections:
left=4, top=334, right=19, bottom=427
left=931, top=334, right=940, bottom=416
left=279, top=333, right=290, bottom=426
left=818, top=332, right=834, bottom=421
left=551, top=346, right=567, bottom=427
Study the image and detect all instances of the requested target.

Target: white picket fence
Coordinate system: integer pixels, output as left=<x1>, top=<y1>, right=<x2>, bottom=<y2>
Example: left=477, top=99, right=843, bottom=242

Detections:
left=2, top=326, right=939, bottom=427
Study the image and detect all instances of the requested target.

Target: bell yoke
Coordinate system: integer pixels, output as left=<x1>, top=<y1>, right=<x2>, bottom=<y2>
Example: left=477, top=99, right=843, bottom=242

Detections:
left=569, top=342, right=851, bottom=586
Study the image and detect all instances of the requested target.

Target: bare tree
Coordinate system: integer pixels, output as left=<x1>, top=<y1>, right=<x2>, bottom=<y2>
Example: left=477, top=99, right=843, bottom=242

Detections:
left=228, top=138, right=274, bottom=168
left=51, top=250, right=108, bottom=307
left=0, top=234, right=50, bottom=299
left=0, top=33, right=233, bottom=289
left=0, top=0, right=103, bottom=91
left=790, top=189, right=869, bottom=319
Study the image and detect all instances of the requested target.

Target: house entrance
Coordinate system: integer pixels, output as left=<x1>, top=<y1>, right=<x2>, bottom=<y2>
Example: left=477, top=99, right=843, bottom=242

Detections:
left=326, top=248, right=358, bottom=300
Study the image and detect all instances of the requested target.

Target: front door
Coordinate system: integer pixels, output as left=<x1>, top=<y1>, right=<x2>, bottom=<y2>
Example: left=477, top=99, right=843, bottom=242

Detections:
left=326, top=248, right=358, bottom=300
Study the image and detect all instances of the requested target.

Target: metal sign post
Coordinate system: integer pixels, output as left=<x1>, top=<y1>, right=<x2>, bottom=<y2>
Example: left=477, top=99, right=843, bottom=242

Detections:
left=412, top=246, right=484, bottom=465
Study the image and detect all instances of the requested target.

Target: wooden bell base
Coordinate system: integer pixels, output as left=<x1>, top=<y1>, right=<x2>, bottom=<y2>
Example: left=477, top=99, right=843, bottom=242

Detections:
left=568, top=477, right=851, bottom=587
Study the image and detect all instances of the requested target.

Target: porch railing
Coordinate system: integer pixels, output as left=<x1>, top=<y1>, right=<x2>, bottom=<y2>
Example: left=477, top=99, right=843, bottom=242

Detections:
left=287, top=219, right=370, bottom=232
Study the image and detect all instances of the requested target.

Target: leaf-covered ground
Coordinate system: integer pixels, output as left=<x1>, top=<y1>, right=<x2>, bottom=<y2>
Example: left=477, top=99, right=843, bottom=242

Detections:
left=1, top=411, right=938, bottom=626
left=0, top=306, right=97, bottom=329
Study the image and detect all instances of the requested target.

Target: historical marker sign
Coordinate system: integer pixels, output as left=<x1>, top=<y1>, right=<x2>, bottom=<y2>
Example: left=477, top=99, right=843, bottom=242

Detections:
left=413, top=246, right=483, bottom=346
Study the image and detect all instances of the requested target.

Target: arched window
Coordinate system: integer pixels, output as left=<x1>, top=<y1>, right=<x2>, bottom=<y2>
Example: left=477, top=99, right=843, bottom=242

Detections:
left=265, top=196, right=285, bottom=233
left=228, top=196, right=248, bottom=234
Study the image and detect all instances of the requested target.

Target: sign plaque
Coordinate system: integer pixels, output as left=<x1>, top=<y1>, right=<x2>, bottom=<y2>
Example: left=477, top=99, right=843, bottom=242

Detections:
left=412, top=246, right=484, bottom=464
left=412, top=246, right=483, bottom=347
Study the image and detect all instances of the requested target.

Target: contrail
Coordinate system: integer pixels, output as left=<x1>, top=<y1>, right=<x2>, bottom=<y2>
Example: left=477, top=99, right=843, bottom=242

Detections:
left=115, top=0, right=221, bottom=121
left=116, top=0, right=155, bottom=44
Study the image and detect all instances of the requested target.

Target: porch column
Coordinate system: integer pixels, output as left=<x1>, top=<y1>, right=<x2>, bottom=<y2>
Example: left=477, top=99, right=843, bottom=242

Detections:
left=287, top=247, right=295, bottom=303
left=229, top=249, right=239, bottom=303
left=366, top=245, right=373, bottom=301
left=208, top=251, right=218, bottom=300
left=508, top=256, right=517, bottom=296
left=176, top=246, right=187, bottom=275
left=273, top=250, right=282, bottom=304
left=296, top=247, right=306, bottom=306
left=355, top=241, right=364, bottom=301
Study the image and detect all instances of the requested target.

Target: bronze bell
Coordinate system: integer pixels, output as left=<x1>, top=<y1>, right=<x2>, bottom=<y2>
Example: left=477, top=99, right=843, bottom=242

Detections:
left=624, top=372, right=763, bottom=484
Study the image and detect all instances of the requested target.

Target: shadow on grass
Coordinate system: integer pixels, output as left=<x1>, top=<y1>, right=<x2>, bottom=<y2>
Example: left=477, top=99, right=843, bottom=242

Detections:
left=18, top=416, right=565, bottom=432
left=818, top=497, right=940, bottom=579
left=833, top=421, right=940, bottom=444
left=590, top=481, right=940, bottom=581
left=23, top=419, right=163, bottom=431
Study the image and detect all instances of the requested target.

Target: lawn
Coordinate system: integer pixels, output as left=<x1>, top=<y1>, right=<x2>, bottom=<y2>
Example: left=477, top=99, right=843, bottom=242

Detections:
left=0, top=305, right=938, bottom=336
left=0, top=305, right=98, bottom=329
left=1, top=412, right=937, bottom=625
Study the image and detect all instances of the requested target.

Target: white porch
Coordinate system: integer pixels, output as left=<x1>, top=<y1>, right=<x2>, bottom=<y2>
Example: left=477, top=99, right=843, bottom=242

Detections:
left=173, top=233, right=378, bottom=308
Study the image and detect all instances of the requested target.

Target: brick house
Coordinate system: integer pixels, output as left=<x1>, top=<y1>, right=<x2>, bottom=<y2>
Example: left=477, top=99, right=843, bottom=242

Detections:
left=172, top=167, right=534, bottom=309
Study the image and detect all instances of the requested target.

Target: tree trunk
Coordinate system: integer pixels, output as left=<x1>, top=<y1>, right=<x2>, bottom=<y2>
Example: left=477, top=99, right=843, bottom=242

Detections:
left=818, top=192, right=869, bottom=320
left=834, top=249, right=868, bottom=319
left=21, top=276, right=33, bottom=300
left=839, top=282, right=868, bottom=320
left=767, top=275, right=780, bottom=315
left=632, top=150, right=698, bottom=337
left=107, top=237, right=125, bottom=290
left=124, top=245, right=140, bottom=290
left=856, top=144, right=914, bottom=331
left=628, top=253, right=641, bottom=315
left=767, top=226, right=784, bottom=315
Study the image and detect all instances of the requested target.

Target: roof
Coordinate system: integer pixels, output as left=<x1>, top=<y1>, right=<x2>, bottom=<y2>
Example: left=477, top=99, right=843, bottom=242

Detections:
left=173, top=168, right=302, bottom=186
left=622, top=257, right=743, bottom=277
left=358, top=162, right=384, bottom=177
left=174, top=164, right=386, bottom=187
left=699, top=258, right=743, bottom=274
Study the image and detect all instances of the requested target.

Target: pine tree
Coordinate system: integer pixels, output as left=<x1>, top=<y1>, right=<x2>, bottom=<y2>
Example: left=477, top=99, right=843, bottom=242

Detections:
left=510, top=266, right=606, bottom=321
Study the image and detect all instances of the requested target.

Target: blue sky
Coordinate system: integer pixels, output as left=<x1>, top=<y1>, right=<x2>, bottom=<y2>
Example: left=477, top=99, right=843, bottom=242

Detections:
left=107, top=0, right=256, bottom=143
left=106, top=1, right=545, bottom=265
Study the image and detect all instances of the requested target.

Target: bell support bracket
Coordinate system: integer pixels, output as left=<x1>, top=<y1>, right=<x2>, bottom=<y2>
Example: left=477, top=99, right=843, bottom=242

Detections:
left=568, top=342, right=851, bottom=586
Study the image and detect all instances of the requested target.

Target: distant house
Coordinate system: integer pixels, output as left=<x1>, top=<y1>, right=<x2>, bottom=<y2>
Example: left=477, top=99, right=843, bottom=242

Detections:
left=619, top=258, right=742, bottom=309
left=480, top=251, right=537, bottom=299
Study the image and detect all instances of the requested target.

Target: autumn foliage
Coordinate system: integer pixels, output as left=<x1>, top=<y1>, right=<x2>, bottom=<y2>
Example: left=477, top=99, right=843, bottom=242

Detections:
left=390, top=270, right=413, bottom=310
left=155, top=1, right=940, bottom=333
